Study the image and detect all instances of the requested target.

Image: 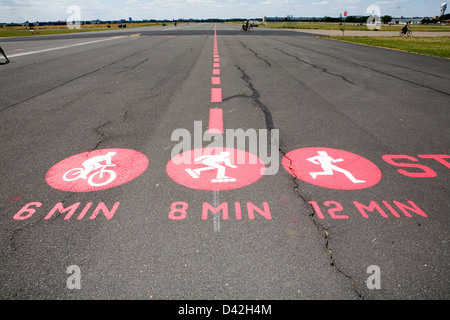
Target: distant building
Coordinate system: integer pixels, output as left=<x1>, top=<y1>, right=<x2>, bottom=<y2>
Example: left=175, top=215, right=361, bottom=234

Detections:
left=264, top=16, right=321, bottom=22
left=391, top=17, right=423, bottom=24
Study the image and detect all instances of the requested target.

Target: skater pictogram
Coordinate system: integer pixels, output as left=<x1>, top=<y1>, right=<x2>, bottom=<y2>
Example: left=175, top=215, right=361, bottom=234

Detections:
left=166, top=147, right=265, bottom=191
left=185, top=152, right=237, bottom=183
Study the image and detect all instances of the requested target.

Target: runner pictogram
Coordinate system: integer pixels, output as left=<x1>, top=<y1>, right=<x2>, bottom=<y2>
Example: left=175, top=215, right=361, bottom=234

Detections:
left=46, top=148, right=149, bottom=192
left=308, top=151, right=366, bottom=184
left=282, top=147, right=381, bottom=190
left=166, top=147, right=265, bottom=190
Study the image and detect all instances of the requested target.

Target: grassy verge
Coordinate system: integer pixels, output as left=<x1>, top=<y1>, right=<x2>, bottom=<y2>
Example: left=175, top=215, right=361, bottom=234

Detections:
left=258, top=21, right=450, bottom=32
left=0, top=22, right=169, bottom=38
left=0, top=28, right=111, bottom=37
left=321, top=36, right=450, bottom=58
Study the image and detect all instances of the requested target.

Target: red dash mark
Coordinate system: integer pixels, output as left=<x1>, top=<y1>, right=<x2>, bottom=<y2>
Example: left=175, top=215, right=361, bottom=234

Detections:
left=9, top=196, right=21, bottom=203
left=208, top=108, right=224, bottom=133
left=208, top=26, right=223, bottom=133
left=211, top=88, right=222, bottom=102
left=214, top=24, right=218, bottom=50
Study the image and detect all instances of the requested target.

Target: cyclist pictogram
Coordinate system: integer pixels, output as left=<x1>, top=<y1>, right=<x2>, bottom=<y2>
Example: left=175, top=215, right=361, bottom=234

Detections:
left=46, top=148, right=149, bottom=192
left=63, top=152, right=117, bottom=187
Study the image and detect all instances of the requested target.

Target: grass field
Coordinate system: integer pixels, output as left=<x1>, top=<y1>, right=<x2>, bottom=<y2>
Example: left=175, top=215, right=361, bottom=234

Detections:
left=262, top=21, right=450, bottom=32
left=323, top=36, right=450, bottom=58
left=0, top=22, right=170, bottom=37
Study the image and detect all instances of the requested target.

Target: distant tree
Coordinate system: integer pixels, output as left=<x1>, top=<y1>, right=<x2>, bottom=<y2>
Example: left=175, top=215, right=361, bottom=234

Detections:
left=381, top=15, right=392, bottom=24
left=439, top=13, right=450, bottom=21
left=321, top=16, right=341, bottom=22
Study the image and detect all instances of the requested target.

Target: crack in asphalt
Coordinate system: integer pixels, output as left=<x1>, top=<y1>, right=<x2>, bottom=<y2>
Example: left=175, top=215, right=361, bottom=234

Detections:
left=222, top=93, right=252, bottom=102
left=240, top=41, right=272, bottom=67
left=7, top=192, right=76, bottom=256
left=269, top=36, right=450, bottom=96
left=241, top=43, right=391, bottom=152
left=92, top=120, right=114, bottom=151
left=274, top=47, right=355, bottom=85
left=236, top=66, right=274, bottom=131
left=116, top=58, right=150, bottom=74
left=280, top=149, right=364, bottom=299
left=248, top=48, right=272, bottom=67
left=0, top=50, right=146, bottom=113
left=235, top=64, right=363, bottom=298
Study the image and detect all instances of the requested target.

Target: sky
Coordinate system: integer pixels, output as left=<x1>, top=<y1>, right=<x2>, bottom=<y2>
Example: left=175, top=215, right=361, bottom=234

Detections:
left=0, top=0, right=447, bottom=23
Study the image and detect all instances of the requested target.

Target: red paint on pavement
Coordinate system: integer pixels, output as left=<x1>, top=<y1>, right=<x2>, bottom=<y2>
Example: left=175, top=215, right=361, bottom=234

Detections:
left=166, top=147, right=265, bottom=191
left=46, top=148, right=149, bottom=192
left=282, top=147, right=381, bottom=190
left=208, top=108, right=224, bottom=133
left=211, top=88, right=222, bottom=102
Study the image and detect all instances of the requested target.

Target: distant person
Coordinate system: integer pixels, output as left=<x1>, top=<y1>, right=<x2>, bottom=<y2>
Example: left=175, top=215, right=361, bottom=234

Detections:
left=242, top=20, right=250, bottom=31
left=0, top=46, right=10, bottom=64
left=401, top=22, right=410, bottom=34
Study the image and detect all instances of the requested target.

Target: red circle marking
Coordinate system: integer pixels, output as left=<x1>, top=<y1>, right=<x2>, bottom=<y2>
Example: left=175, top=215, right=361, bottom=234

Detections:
left=282, top=147, right=381, bottom=190
left=166, top=147, right=265, bottom=191
left=45, top=148, right=149, bottom=192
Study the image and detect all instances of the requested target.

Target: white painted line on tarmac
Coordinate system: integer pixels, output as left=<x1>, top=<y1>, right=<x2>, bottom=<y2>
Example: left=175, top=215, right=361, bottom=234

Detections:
left=8, top=36, right=128, bottom=58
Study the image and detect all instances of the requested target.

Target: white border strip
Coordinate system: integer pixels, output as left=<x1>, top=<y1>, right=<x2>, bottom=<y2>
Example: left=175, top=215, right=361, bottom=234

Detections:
left=8, top=36, right=128, bottom=58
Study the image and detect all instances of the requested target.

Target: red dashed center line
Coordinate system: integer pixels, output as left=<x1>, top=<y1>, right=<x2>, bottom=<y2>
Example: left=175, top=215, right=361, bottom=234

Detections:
left=209, top=24, right=224, bottom=133
left=208, top=108, right=224, bottom=134
left=211, top=88, right=223, bottom=102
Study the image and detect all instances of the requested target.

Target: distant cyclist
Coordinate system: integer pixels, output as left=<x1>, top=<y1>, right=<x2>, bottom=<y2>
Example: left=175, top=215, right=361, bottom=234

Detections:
left=400, top=22, right=410, bottom=35
left=242, top=20, right=252, bottom=32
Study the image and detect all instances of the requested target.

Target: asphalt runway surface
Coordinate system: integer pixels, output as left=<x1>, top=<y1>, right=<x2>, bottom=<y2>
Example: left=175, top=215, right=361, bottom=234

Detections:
left=0, top=23, right=449, bottom=301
